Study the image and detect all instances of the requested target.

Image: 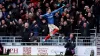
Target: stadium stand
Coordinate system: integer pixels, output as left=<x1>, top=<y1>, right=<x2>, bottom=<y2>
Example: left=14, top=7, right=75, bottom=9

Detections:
left=0, top=0, right=99, bottom=56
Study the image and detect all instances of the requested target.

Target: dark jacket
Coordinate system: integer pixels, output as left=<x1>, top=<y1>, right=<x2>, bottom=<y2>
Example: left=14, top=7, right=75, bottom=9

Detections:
left=93, top=2, right=100, bottom=15
left=65, top=37, right=75, bottom=50
left=87, top=16, right=95, bottom=29
left=16, top=23, right=23, bottom=36
left=22, top=28, right=30, bottom=42
left=64, top=38, right=75, bottom=56
left=80, top=25, right=90, bottom=36
left=62, top=24, right=71, bottom=36
left=0, top=24, right=7, bottom=36
left=31, top=24, right=40, bottom=36
left=41, top=23, right=49, bottom=36
left=7, top=24, right=16, bottom=36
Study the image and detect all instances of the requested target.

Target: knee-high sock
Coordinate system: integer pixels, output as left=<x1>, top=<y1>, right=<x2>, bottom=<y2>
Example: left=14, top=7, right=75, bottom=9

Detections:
left=52, top=29, right=59, bottom=34
left=44, top=34, right=50, bottom=41
left=44, top=29, right=59, bottom=41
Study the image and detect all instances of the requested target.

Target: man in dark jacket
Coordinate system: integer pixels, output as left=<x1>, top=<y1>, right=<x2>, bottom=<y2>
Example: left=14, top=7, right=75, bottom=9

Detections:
left=62, top=21, right=71, bottom=36
left=93, top=0, right=100, bottom=33
left=15, top=19, right=23, bottom=36
left=64, top=33, right=75, bottom=56
left=0, top=19, right=7, bottom=36
left=22, top=22, right=31, bottom=45
left=80, top=22, right=90, bottom=36
left=41, top=19, right=49, bottom=36
left=86, top=13, right=95, bottom=29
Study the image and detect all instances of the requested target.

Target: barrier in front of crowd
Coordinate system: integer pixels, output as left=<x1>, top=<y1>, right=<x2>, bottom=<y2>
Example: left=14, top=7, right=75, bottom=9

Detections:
left=1, top=36, right=97, bottom=56
left=74, top=29, right=96, bottom=37
left=75, top=36, right=96, bottom=46
left=0, top=28, right=97, bottom=56
left=0, top=29, right=96, bottom=46
left=3, top=46, right=97, bottom=56
left=3, top=46, right=66, bottom=55
left=0, top=36, right=96, bottom=46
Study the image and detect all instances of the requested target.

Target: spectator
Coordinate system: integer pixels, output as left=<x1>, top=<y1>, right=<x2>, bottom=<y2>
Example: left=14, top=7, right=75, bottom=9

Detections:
left=83, top=6, right=90, bottom=17
left=6, top=15, right=13, bottom=22
left=2, top=8, right=8, bottom=19
left=41, top=19, right=49, bottom=36
left=65, top=33, right=75, bottom=43
left=24, top=13, right=31, bottom=24
left=11, top=3, right=20, bottom=19
left=64, top=33, right=75, bottom=56
left=0, top=19, right=7, bottom=36
left=78, top=0, right=85, bottom=11
left=64, top=14, right=70, bottom=21
left=54, top=12, right=61, bottom=27
left=31, top=23, right=40, bottom=36
left=15, top=19, right=23, bottom=36
left=70, top=2, right=77, bottom=17
left=7, top=21, right=16, bottom=36
left=80, top=22, right=90, bottom=36
left=93, top=0, right=100, bottom=33
left=21, top=22, right=31, bottom=45
left=62, top=21, right=71, bottom=36
left=59, top=17, right=64, bottom=34
left=86, top=13, right=95, bottom=29
left=78, top=16, right=86, bottom=28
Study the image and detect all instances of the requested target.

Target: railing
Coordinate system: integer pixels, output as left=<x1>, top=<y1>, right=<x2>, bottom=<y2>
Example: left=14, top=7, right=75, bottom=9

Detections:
left=0, top=36, right=96, bottom=46
left=0, top=28, right=96, bottom=46
left=74, top=29, right=96, bottom=37
left=0, top=36, right=22, bottom=42
left=1, top=42, right=67, bottom=46
left=75, top=36, right=96, bottom=46
left=74, top=28, right=96, bottom=46
left=0, top=36, right=66, bottom=46
left=0, top=36, right=66, bottom=42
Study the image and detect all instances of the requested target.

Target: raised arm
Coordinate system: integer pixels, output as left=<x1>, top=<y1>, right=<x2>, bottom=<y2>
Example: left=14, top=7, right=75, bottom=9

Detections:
left=51, top=6, right=64, bottom=14
left=41, top=13, right=48, bottom=17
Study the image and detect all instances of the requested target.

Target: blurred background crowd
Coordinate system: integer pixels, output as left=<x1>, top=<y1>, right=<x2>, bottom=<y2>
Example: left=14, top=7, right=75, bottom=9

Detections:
left=0, top=0, right=99, bottom=42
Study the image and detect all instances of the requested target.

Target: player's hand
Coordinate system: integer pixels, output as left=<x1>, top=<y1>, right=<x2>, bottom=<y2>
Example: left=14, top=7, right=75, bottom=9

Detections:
left=62, top=5, right=65, bottom=8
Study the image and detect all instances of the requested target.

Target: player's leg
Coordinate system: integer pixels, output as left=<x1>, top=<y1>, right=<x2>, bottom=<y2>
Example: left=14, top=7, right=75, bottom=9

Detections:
left=49, top=24, right=54, bottom=36
left=44, top=24, right=53, bottom=41
left=51, top=24, right=59, bottom=35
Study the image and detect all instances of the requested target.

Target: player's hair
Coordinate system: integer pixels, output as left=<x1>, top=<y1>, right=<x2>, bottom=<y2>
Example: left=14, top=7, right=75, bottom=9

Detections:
left=46, top=7, right=51, bottom=12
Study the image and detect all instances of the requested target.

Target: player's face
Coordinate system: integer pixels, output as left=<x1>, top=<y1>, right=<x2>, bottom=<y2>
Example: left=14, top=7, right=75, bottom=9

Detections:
left=48, top=9, right=51, bottom=13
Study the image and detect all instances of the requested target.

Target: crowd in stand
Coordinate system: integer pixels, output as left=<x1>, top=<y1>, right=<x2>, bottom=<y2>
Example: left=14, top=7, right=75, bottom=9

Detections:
left=0, top=0, right=99, bottom=42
